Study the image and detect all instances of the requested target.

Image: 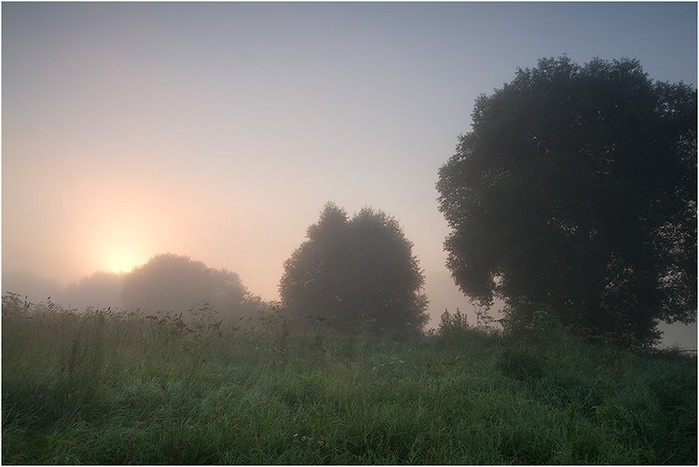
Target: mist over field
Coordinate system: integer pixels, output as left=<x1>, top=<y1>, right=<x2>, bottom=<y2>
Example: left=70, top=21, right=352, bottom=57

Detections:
left=2, top=258, right=696, bottom=350
left=4, top=2, right=696, bottom=348
left=2, top=3, right=697, bottom=463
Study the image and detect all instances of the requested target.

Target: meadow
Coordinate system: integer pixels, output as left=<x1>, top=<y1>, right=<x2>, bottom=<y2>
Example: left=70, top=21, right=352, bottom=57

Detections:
left=2, top=293, right=696, bottom=464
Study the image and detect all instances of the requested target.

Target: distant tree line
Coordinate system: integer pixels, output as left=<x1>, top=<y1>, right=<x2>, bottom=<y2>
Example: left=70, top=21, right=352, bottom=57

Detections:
left=4, top=255, right=271, bottom=323
left=122, top=254, right=266, bottom=318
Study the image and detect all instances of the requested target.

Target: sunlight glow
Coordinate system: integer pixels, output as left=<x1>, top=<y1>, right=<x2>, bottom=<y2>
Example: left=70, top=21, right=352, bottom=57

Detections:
left=100, top=246, right=147, bottom=274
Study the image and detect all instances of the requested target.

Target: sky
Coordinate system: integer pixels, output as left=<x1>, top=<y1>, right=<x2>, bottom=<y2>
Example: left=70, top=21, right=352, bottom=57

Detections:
left=2, top=2, right=697, bottom=343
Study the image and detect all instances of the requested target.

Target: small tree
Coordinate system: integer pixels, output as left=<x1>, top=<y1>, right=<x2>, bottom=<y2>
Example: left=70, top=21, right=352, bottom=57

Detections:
left=279, top=203, right=429, bottom=334
left=437, top=57, right=696, bottom=346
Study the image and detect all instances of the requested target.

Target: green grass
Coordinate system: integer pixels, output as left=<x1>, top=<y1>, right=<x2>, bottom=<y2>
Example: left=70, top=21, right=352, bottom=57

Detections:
left=2, top=294, right=696, bottom=464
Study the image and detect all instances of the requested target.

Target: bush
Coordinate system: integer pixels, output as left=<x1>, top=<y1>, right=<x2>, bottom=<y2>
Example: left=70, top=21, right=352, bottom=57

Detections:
left=436, top=308, right=469, bottom=343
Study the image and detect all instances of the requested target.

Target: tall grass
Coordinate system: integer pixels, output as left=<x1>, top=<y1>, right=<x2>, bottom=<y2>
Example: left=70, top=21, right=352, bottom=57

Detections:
left=2, top=294, right=696, bottom=464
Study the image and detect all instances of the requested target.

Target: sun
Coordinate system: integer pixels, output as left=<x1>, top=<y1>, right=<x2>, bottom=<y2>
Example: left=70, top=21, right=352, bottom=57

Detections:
left=84, top=194, right=160, bottom=276
left=101, top=247, right=147, bottom=274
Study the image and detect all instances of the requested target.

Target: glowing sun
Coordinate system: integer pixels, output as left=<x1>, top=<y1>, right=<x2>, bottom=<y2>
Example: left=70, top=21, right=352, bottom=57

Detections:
left=101, top=247, right=147, bottom=274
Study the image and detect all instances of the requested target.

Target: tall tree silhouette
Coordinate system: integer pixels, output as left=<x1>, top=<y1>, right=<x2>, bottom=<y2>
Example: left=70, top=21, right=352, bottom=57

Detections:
left=437, top=57, right=696, bottom=345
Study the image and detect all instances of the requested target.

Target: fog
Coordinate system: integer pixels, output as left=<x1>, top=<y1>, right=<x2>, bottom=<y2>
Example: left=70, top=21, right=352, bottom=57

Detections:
left=3, top=257, right=696, bottom=350
left=3, top=3, right=696, bottom=349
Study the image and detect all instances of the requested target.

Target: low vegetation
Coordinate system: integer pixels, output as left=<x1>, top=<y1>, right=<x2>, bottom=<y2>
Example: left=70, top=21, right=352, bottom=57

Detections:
left=2, top=294, right=696, bottom=464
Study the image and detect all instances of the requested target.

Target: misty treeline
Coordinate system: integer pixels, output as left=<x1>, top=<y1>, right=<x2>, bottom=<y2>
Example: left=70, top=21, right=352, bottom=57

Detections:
left=4, top=203, right=430, bottom=336
left=4, top=255, right=273, bottom=328
left=4, top=56, right=697, bottom=348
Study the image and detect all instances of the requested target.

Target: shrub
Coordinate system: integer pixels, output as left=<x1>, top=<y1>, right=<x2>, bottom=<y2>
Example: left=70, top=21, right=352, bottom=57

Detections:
left=437, top=308, right=470, bottom=343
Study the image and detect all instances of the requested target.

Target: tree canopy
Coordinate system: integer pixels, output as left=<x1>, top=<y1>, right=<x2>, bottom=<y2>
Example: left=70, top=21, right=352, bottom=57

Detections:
left=437, top=56, right=697, bottom=345
left=122, top=253, right=264, bottom=318
left=61, top=271, right=123, bottom=309
left=279, top=203, right=429, bottom=334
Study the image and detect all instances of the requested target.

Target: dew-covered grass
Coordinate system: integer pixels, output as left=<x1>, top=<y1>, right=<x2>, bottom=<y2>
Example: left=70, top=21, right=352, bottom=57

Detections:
left=2, top=294, right=696, bottom=464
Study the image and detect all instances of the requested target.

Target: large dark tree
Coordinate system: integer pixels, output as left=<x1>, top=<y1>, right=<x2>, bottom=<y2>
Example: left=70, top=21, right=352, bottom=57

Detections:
left=437, top=57, right=696, bottom=345
left=280, top=203, right=429, bottom=334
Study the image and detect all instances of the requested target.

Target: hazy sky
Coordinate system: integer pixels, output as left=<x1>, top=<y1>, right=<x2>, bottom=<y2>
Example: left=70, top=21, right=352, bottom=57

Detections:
left=3, top=2, right=697, bottom=330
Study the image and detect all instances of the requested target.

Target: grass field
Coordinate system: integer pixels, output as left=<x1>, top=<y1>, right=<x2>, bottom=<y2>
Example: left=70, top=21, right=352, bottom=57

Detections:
left=2, top=293, right=696, bottom=464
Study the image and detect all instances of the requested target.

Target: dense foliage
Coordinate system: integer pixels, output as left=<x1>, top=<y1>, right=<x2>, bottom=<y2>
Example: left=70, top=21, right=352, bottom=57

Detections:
left=61, top=271, right=123, bottom=309
left=122, top=253, right=266, bottom=320
left=437, top=56, right=697, bottom=345
left=280, top=203, right=429, bottom=334
left=3, top=294, right=696, bottom=464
